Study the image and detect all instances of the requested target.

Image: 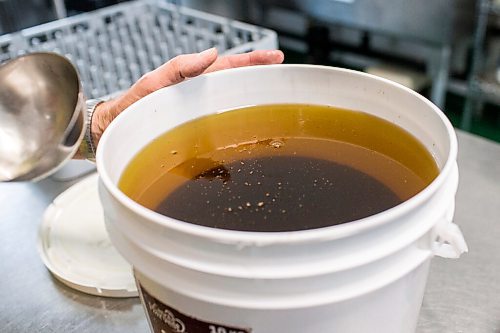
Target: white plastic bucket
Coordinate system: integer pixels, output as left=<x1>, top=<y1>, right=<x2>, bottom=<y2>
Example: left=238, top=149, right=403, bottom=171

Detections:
left=97, top=65, right=467, bottom=333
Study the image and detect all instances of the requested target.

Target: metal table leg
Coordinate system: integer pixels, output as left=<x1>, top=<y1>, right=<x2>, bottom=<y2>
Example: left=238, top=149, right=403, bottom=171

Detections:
left=462, top=0, right=490, bottom=130
left=430, top=44, right=452, bottom=110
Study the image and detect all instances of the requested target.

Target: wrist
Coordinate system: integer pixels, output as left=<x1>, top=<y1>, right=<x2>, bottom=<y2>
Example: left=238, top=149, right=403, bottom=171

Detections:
left=91, top=101, right=107, bottom=149
left=80, top=99, right=105, bottom=161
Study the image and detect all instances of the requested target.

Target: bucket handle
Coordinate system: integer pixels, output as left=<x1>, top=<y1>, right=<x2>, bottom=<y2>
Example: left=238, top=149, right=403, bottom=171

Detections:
left=431, top=201, right=468, bottom=259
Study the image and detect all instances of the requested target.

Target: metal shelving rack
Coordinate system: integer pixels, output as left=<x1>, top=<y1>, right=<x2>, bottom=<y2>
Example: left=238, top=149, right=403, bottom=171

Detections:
left=462, top=0, right=500, bottom=130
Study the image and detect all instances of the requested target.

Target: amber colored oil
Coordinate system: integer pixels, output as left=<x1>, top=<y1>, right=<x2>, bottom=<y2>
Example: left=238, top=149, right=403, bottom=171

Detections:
left=119, top=104, right=439, bottom=232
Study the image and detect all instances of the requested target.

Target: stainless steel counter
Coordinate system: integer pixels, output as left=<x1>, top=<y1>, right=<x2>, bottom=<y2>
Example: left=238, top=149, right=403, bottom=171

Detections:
left=1, top=130, right=499, bottom=333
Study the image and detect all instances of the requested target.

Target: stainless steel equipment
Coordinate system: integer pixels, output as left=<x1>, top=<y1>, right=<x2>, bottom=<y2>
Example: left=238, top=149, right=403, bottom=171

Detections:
left=0, top=53, right=85, bottom=181
left=256, top=0, right=473, bottom=45
left=461, top=0, right=500, bottom=130
left=251, top=0, right=475, bottom=109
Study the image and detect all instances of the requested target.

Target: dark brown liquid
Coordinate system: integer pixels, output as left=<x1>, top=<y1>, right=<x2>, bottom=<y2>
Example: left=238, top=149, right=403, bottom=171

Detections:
left=156, top=155, right=401, bottom=231
left=119, top=104, right=439, bottom=232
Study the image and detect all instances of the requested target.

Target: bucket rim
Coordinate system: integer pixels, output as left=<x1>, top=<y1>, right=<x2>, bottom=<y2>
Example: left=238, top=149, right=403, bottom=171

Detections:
left=97, top=64, right=458, bottom=245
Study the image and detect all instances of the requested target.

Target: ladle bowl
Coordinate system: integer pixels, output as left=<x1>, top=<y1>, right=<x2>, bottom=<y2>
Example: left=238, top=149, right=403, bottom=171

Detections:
left=0, top=52, right=86, bottom=181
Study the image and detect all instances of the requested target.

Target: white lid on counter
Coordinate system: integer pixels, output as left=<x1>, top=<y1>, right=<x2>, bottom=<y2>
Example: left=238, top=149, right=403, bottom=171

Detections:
left=38, top=173, right=138, bottom=298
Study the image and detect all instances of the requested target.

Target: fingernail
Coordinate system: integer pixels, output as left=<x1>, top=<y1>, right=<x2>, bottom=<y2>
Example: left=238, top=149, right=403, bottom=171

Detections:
left=267, top=50, right=284, bottom=62
left=199, top=47, right=217, bottom=57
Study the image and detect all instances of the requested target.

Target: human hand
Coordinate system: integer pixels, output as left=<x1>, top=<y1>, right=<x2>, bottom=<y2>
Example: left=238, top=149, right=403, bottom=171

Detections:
left=90, top=48, right=284, bottom=148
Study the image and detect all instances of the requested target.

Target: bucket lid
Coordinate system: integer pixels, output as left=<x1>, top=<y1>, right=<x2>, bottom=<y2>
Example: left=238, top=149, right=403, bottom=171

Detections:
left=38, top=173, right=138, bottom=298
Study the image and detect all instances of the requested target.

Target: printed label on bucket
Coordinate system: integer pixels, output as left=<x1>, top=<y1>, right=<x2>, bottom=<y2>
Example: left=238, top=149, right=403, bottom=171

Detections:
left=139, top=283, right=252, bottom=333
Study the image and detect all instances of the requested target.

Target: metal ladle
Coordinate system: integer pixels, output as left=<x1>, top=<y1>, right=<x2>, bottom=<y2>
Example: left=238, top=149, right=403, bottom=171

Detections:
left=0, top=52, right=86, bottom=181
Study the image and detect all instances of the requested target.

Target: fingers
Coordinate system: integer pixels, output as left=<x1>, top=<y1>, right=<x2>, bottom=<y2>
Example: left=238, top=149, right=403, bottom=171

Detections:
left=113, top=48, right=283, bottom=116
left=105, top=48, right=218, bottom=122
left=157, top=47, right=219, bottom=82
left=204, top=49, right=284, bottom=73
left=129, top=47, right=218, bottom=98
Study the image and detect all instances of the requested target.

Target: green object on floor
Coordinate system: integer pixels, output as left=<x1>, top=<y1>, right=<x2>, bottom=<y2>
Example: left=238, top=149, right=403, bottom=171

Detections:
left=446, top=93, right=500, bottom=143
